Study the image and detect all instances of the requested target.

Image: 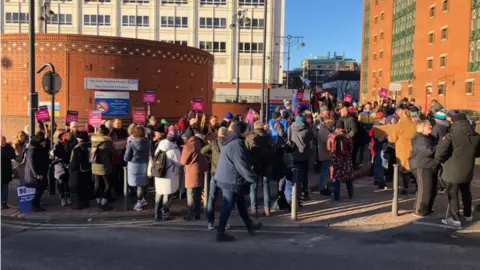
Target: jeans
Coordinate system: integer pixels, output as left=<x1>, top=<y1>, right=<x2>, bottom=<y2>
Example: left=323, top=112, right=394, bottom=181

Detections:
left=217, top=188, right=252, bottom=233
left=187, top=187, right=202, bottom=219
left=373, top=150, right=386, bottom=187
left=446, top=182, right=472, bottom=221
left=249, top=173, right=271, bottom=210
left=318, top=160, right=331, bottom=191
left=94, top=174, right=111, bottom=200
left=333, top=180, right=353, bottom=200
left=154, top=193, right=172, bottom=219
left=1, top=183, right=9, bottom=204
left=207, top=176, right=219, bottom=224
left=294, top=161, right=309, bottom=197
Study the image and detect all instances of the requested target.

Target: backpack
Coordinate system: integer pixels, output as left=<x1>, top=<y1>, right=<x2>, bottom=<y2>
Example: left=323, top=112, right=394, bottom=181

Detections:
left=151, top=149, right=170, bottom=178
left=331, top=134, right=350, bottom=157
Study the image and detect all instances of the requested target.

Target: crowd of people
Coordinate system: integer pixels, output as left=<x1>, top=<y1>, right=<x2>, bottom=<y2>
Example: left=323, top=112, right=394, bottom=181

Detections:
left=1, top=92, right=480, bottom=241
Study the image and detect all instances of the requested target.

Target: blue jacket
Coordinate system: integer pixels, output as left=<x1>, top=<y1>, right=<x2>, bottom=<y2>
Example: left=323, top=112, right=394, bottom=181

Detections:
left=215, top=132, right=258, bottom=194
left=124, top=138, right=150, bottom=164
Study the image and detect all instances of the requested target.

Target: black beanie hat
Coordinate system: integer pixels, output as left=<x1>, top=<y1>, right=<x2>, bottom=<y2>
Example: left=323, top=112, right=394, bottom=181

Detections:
left=231, top=120, right=247, bottom=134
left=335, top=120, right=345, bottom=129
left=451, top=113, right=467, bottom=123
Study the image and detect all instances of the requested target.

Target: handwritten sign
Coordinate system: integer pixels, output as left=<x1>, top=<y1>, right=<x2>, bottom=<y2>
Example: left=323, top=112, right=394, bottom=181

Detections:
left=133, top=107, right=146, bottom=124
left=143, top=90, right=156, bottom=105
left=35, top=106, right=50, bottom=122
left=88, top=110, right=102, bottom=127
left=191, top=98, right=204, bottom=112
left=65, top=110, right=79, bottom=125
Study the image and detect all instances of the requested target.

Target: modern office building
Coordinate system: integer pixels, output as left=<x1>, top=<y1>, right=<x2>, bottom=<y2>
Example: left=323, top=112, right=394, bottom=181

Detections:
left=0, top=0, right=285, bottom=102
left=361, top=0, right=480, bottom=111
left=300, top=53, right=359, bottom=89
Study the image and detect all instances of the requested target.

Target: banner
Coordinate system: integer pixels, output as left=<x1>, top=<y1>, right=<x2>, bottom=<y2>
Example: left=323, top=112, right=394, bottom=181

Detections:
left=88, top=110, right=102, bottom=127
left=191, top=98, right=204, bottom=112
left=143, top=90, right=156, bottom=104
left=133, top=107, right=146, bottom=124
left=65, top=110, right=79, bottom=125
left=35, top=105, right=50, bottom=122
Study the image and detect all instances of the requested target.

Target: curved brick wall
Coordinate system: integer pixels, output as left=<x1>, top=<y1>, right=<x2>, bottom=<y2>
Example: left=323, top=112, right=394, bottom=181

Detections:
left=1, top=34, right=213, bottom=140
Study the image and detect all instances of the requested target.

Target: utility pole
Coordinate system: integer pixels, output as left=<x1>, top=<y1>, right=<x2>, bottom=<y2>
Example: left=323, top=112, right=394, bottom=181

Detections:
left=260, top=0, right=267, bottom=122
left=28, top=0, right=37, bottom=137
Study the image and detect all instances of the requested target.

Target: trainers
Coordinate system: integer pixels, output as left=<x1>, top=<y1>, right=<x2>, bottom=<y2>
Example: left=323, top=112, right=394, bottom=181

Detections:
left=141, top=199, right=148, bottom=207
left=216, top=232, right=236, bottom=242
left=441, top=217, right=461, bottom=228
left=66, top=197, right=73, bottom=206
left=208, top=223, right=215, bottom=230
left=60, top=199, right=67, bottom=207
left=465, top=216, right=474, bottom=222
left=247, top=222, right=263, bottom=235
left=133, top=201, right=143, bottom=211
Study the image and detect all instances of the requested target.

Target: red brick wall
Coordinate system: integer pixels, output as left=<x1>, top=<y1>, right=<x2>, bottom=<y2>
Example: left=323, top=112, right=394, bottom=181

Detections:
left=1, top=34, right=213, bottom=140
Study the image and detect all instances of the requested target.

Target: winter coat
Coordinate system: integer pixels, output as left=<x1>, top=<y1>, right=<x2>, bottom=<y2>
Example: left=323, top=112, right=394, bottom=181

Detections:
left=148, top=139, right=181, bottom=195
left=408, top=133, right=438, bottom=171
left=124, top=137, right=150, bottom=187
left=109, top=128, right=128, bottom=165
left=245, top=128, right=275, bottom=174
left=1, top=143, right=16, bottom=184
left=374, top=115, right=416, bottom=172
left=200, top=137, right=223, bottom=174
left=215, top=132, right=258, bottom=194
left=287, top=121, right=314, bottom=162
left=69, top=141, right=92, bottom=188
left=24, top=140, right=49, bottom=188
left=317, top=123, right=332, bottom=161
left=91, top=134, right=117, bottom=176
left=327, top=132, right=353, bottom=181
left=431, top=120, right=450, bottom=143
left=435, top=120, right=480, bottom=184
left=341, top=115, right=358, bottom=139
left=180, top=136, right=208, bottom=189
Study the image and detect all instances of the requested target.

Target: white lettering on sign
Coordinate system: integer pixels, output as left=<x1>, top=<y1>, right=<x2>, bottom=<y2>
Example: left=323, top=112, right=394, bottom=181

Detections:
left=85, top=78, right=139, bottom=91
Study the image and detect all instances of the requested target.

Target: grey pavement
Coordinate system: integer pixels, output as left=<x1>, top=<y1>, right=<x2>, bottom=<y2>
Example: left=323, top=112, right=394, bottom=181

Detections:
left=2, top=222, right=480, bottom=270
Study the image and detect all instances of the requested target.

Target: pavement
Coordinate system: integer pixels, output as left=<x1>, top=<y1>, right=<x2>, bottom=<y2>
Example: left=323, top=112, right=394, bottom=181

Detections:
left=2, top=165, right=480, bottom=233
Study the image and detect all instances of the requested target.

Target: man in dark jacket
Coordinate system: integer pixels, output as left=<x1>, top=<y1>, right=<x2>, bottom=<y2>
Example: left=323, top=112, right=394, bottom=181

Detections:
left=24, top=132, right=50, bottom=211
left=431, top=111, right=450, bottom=143
left=215, top=120, right=262, bottom=242
left=288, top=116, right=314, bottom=200
left=435, top=113, right=480, bottom=227
left=219, top=112, right=234, bottom=128
left=69, top=131, right=92, bottom=210
left=1, top=136, right=16, bottom=209
left=246, top=121, right=275, bottom=216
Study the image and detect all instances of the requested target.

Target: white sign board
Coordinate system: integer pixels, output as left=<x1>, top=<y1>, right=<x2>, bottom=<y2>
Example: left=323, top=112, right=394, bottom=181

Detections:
left=269, top=88, right=311, bottom=101
left=389, top=83, right=402, bottom=92
left=85, top=77, right=139, bottom=91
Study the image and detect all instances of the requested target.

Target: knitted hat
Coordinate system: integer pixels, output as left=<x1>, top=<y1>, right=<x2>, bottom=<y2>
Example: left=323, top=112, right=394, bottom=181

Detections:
left=161, top=119, right=168, bottom=125
left=434, top=111, right=447, bottom=120
left=335, top=120, right=345, bottom=129
left=224, top=112, right=233, bottom=120
left=451, top=113, right=467, bottom=123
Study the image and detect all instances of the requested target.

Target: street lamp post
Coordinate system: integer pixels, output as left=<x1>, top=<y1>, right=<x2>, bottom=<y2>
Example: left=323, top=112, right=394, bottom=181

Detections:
left=40, top=0, right=55, bottom=33
left=260, top=0, right=268, bottom=122
left=28, top=0, right=37, bottom=137
left=230, top=9, right=250, bottom=104
left=276, top=35, right=305, bottom=89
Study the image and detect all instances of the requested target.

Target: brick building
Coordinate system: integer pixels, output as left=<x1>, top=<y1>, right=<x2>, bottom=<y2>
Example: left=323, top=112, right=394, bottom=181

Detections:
left=1, top=33, right=213, bottom=140
left=361, top=0, right=480, bottom=111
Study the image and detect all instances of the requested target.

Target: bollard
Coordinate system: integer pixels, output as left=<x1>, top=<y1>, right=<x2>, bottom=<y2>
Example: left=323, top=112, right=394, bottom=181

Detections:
left=203, top=172, right=209, bottom=216
left=123, top=166, right=128, bottom=211
left=392, top=164, right=399, bottom=216
left=291, top=168, right=299, bottom=221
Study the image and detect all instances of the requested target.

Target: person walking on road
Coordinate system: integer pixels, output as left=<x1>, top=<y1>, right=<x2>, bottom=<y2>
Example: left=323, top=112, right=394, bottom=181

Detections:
left=409, top=121, right=439, bottom=218
left=435, top=113, right=480, bottom=227
left=214, top=120, right=262, bottom=242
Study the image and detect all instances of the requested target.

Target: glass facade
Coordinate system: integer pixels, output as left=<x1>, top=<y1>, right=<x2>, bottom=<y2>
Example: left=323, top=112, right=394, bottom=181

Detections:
left=390, top=0, right=415, bottom=82
left=469, top=0, right=480, bottom=72
left=362, top=0, right=370, bottom=94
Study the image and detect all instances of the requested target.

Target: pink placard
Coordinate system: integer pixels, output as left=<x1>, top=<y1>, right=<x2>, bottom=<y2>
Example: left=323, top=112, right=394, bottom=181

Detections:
left=191, top=98, right=204, bottom=112
left=143, top=90, right=156, bottom=104
left=379, top=88, right=388, bottom=99
left=66, top=110, right=79, bottom=125
left=343, top=94, right=353, bottom=104
left=35, top=106, right=50, bottom=122
left=133, top=107, right=146, bottom=124
left=88, top=110, right=102, bottom=127
left=245, top=109, right=256, bottom=124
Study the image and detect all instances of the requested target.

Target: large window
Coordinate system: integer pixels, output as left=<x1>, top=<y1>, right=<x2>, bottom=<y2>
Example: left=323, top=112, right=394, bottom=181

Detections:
left=122, top=15, right=149, bottom=26
left=123, top=0, right=149, bottom=3
left=161, top=0, right=187, bottom=3
left=161, top=40, right=188, bottom=46
left=161, top=16, right=188, bottom=28
left=240, top=18, right=264, bottom=29
left=239, top=42, right=263, bottom=53
left=199, top=41, right=226, bottom=52
left=239, top=0, right=264, bottom=6
left=200, top=0, right=226, bottom=4
left=5, top=12, right=29, bottom=24
left=199, top=17, right=227, bottom=29
left=48, top=14, right=73, bottom=25
left=84, top=15, right=111, bottom=26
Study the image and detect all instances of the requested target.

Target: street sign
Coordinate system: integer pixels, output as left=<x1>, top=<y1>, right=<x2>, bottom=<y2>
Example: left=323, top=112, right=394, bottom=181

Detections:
left=94, top=91, right=129, bottom=117
left=41, top=71, right=62, bottom=95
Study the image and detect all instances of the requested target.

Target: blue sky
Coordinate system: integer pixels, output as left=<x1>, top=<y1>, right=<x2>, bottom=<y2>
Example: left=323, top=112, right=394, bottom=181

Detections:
left=284, top=0, right=363, bottom=69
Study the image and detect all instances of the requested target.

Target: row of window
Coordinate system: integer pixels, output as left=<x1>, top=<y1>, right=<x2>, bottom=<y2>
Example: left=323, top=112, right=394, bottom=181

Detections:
left=373, top=32, right=384, bottom=42
left=50, top=0, right=263, bottom=5
left=160, top=16, right=188, bottom=27
left=5, top=12, right=29, bottom=24
left=161, top=40, right=188, bottom=45
left=428, top=27, right=448, bottom=44
left=122, top=15, right=150, bottom=27
left=199, top=41, right=226, bottom=52
left=427, top=55, right=448, bottom=69
left=84, top=15, right=111, bottom=26
left=239, top=42, right=264, bottom=53
left=429, top=0, right=449, bottom=18
left=372, top=51, right=384, bottom=60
